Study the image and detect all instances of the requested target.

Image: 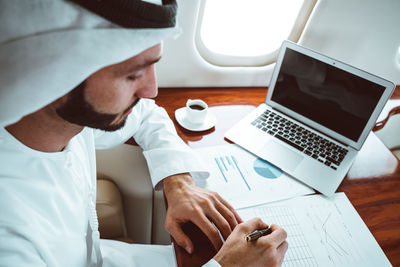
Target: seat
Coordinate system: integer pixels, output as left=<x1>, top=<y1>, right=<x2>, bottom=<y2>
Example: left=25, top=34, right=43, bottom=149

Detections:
left=95, top=144, right=170, bottom=245
left=373, top=100, right=400, bottom=159
left=96, top=178, right=132, bottom=243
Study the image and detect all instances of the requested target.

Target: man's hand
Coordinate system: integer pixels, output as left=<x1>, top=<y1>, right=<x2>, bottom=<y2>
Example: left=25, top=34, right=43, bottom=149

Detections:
left=163, top=173, right=242, bottom=254
left=213, top=218, right=288, bottom=267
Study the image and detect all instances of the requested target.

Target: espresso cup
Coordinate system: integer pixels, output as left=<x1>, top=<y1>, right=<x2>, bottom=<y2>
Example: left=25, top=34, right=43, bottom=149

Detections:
left=185, top=99, right=208, bottom=124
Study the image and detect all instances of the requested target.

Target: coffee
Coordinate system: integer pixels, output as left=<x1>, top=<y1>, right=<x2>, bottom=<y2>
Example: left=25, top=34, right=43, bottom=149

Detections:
left=185, top=99, right=208, bottom=124
left=189, top=104, right=205, bottom=110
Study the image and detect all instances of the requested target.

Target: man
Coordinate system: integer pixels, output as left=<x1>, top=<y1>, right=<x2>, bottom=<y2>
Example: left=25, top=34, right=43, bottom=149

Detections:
left=0, top=0, right=288, bottom=266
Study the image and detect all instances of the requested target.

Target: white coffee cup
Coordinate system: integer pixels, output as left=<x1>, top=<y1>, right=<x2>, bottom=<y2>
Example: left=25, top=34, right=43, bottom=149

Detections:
left=185, top=99, right=208, bottom=124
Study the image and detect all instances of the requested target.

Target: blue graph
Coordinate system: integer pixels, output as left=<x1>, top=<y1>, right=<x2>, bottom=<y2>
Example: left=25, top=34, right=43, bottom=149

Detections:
left=253, top=158, right=282, bottom=179
left=214, top=156, right=251, bottom=190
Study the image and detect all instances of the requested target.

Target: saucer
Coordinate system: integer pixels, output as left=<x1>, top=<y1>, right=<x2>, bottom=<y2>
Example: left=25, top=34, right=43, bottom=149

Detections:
left=175, top=107, right=216, bottom=131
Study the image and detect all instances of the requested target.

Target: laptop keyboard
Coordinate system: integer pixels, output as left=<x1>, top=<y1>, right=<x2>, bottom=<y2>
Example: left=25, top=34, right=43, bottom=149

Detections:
left=251, top=110, right=348, bottom=170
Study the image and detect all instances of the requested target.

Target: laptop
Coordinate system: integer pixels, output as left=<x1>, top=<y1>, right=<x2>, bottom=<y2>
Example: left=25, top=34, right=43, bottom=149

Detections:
left=225, top=40, right=395, bottom=196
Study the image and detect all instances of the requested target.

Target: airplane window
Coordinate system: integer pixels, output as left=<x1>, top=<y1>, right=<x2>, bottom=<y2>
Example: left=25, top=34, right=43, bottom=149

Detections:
left=195, top=0, right=317, bottom=66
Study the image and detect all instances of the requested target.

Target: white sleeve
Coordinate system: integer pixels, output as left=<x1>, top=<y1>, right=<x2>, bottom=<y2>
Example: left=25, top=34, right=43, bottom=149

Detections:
left=101, top=240, right=222, bottom=267
left=94, top=99, right=209, bottom=190
left=202, top=259, right=221, bottom=267
left=101, top=239, right=176, bottom=267
left=0, top=225, right=46, bottom=267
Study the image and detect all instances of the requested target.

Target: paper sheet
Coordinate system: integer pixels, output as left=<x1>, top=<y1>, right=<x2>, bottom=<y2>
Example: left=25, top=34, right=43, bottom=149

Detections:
left=195, top=144, right=314, bottom=209
left=237, top=193, right=391, bottom=267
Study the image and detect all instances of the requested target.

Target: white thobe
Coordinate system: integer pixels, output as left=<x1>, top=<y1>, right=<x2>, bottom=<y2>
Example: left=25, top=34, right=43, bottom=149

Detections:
left=0, top=99, right=220, bottom=267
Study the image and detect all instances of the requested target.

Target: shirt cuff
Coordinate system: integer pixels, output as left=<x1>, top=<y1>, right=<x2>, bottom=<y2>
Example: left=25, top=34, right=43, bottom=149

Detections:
left=143, top=147, right=210, bottom=190
left=202, top=259, right=221, bottom=267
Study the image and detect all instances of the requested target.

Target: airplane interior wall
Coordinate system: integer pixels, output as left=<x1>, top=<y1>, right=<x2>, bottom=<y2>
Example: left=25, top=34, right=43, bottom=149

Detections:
left=157, top=0, right=400, bottom=87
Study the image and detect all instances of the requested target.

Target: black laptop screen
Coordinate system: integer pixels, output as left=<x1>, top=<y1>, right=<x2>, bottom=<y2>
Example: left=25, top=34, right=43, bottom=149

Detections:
left=271, top=48, right=385, bottom=142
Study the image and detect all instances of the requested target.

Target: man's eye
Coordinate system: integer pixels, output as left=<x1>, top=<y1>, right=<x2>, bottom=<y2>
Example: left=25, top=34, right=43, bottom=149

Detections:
left=127, top=75, right=140, bottom=81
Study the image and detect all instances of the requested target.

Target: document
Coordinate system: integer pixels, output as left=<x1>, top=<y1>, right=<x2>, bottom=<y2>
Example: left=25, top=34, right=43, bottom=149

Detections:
left=195, top=144, right=314, bottom=209
left=237, top=193, right=391, bottom=267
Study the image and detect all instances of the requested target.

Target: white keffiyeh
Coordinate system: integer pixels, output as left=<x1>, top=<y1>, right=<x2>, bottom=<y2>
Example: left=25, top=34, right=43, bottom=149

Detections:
left=0, top=0, right=179, bottom=127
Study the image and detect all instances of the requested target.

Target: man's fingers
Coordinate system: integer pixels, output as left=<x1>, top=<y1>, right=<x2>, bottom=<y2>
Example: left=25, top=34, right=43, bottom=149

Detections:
left=213, top=197, right=239, bottom=231
left=215, top=193, right=243, bottom=225
left=277, top=240, right=289, bottom=253
left=195, top=192, right=235, bottom=240
left=277, top=240, right=289, bottom=266
left=192, top=213, right=224, bottom=251
left=238, top=217, right=269, bottom=234
left=165, top=220, right=194, bottom=254
left=260, top=224, right=287, bottom=247
left=206, top=205, right=233, bottom=240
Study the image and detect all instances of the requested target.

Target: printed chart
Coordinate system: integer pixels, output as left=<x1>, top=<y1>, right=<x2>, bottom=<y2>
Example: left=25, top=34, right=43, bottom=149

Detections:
left=237, top=193, right=391, bottom=267
left=304, top=203, right=363, bottom=265
left=214, top=155, right=251, bottom=190
left=196, top=144, right=314, bottom=209
left=253, top=158, right=283, bottom=179
left=239, top=205, right=318, bottom=267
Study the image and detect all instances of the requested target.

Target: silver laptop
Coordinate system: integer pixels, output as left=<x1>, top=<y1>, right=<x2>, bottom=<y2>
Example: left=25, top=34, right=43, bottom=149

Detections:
left=225, top=40, right=395, bottom=196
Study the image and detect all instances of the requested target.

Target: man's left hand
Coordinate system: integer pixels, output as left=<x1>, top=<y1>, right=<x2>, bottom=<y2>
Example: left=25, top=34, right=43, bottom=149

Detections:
left=163, top=173, right=242, bottom=254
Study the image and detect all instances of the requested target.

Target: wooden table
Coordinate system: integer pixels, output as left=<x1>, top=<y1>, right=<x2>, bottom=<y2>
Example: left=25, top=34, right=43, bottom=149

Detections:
left=155, top=86, right=400, bottom=267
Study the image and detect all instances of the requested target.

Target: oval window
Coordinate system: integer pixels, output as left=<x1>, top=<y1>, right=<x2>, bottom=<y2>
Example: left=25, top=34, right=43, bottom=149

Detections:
left=196, top=0, right=317, bottom=66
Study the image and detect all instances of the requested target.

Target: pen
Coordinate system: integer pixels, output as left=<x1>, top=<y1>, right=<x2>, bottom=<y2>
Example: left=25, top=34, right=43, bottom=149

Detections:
left=245, top=226, right=272, bottom=242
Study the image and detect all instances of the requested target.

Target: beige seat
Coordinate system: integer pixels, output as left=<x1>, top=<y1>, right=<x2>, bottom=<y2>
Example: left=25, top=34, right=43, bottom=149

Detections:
left=96, top=144, right=170, bottom=245
left=96, top=178, right=132, bottom=243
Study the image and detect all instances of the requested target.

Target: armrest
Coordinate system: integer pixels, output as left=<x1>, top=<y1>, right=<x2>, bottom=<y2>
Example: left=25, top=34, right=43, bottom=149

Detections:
left=374, top=105, right=400, bottom=153
left=96, top=144, right=153, bottom=244
left=96, top=178, right=132, bottom=243
left=374, top=106, right=400, bottom=132
left=96, top=144, right=170, bottom=245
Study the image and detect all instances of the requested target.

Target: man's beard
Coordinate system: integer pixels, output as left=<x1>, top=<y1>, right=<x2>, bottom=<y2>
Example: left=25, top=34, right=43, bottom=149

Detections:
left=56, top=81, right=140, bottom=132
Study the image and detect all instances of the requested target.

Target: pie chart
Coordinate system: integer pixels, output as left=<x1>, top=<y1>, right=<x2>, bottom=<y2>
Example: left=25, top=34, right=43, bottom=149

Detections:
left=253, top=158, right=283, bottom=179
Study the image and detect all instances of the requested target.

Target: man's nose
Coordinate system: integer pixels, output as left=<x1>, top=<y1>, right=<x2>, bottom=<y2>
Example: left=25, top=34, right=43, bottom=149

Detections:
left=136, top=65, right=158, bottom=99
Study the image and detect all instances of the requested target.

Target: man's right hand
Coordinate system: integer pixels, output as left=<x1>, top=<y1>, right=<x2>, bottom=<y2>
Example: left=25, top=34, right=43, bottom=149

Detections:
left=213, top=218, right=288, bottom=267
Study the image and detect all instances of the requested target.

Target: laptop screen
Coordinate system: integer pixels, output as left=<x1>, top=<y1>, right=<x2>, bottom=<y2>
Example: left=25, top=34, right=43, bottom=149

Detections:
left=271, top=48, right=385, bottom=142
